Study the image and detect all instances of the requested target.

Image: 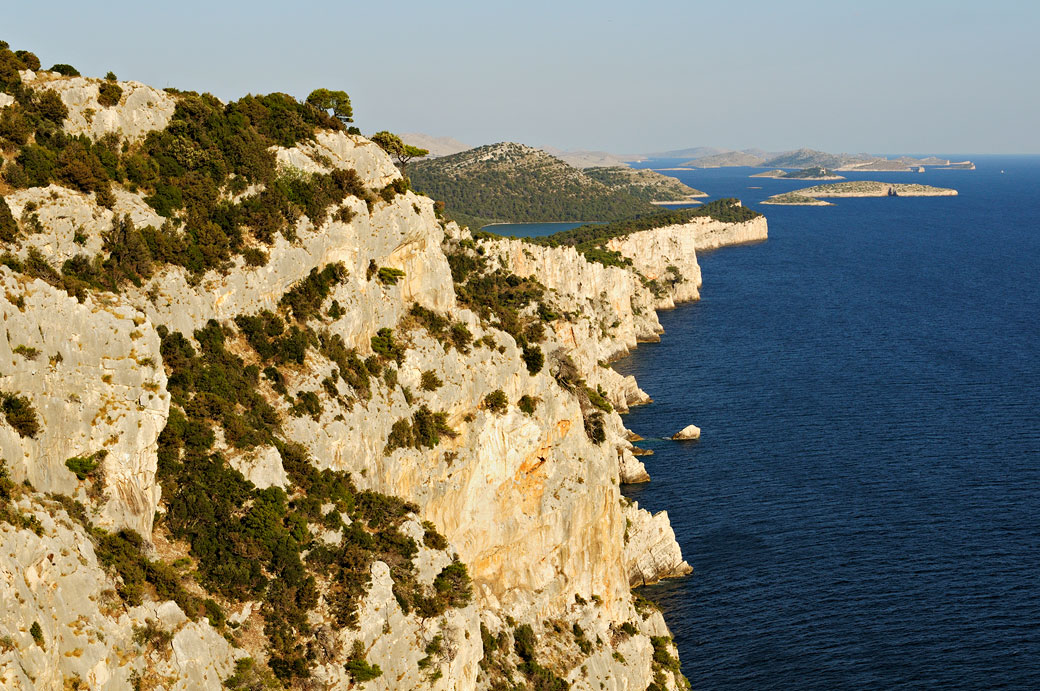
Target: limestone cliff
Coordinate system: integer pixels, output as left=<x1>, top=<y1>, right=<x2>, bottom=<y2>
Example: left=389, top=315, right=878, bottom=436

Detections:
left=0, top=62, right=766, bottom=690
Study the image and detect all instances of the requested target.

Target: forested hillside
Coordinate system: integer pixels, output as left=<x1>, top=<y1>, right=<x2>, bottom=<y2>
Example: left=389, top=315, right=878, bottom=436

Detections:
left=409, top=142, right=656, bottom=228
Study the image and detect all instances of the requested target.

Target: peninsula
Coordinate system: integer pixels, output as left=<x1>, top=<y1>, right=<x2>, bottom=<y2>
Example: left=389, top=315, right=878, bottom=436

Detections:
left=750, top=167, right=844, bottom=180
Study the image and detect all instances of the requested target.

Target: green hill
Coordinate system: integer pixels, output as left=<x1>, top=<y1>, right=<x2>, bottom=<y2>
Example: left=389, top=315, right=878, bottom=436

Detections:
left=409, top=143, right=657, bottom=228
left=582, top=166, right=706, bottom=201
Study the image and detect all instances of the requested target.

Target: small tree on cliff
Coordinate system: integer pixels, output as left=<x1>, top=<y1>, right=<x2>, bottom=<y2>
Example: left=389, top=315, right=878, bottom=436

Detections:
left=370, top=131, right=428, bottom=169
left=305, top=88, right=353, bottom=124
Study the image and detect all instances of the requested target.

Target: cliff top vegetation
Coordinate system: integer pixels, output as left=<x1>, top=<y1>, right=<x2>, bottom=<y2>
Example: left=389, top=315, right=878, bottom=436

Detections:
left=505, top=198, right=762, bottom=267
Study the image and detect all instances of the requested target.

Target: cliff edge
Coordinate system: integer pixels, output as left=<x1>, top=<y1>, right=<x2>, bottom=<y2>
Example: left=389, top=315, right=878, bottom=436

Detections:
left=0, top=47, right=765, bottom=690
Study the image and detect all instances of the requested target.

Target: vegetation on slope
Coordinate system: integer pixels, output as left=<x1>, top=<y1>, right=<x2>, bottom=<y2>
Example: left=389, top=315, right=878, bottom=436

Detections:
left=519, top=198, right=761, bottom=267
left=0, top=39, right=394, bottom=287
left=409, top=142, right=656, bottom=227
left=1, top=39, right=475, bottom=686
left=582, top=166, right=705, bottom=201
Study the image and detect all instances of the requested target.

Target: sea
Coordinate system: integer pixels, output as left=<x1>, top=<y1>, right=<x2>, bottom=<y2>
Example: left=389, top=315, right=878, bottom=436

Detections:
left=490, top=156, right=1040, bottom=689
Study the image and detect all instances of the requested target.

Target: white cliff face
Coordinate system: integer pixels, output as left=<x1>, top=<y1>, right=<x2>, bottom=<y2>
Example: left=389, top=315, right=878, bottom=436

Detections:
left=23, top=72, right=177, bottom=143
left=0, top=81, right=767, bottom=688
left=2, top=185, right=165, bottom=267
left=310, top=521, right=483, bottom=690
left=624, top=500, right=693, bottom=586
left=276, top=130, right=404, bottom=190
left=0, top=500, right=240, bottom=689
left=0, top=269, right=168, bottom=536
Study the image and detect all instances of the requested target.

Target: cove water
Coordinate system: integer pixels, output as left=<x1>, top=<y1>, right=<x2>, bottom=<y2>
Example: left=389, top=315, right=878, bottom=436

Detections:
left=501, top=157, right=1040, bottom=688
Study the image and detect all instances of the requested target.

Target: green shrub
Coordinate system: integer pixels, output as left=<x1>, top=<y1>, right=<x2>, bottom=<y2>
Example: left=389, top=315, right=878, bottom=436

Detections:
left=0, top=198, right=16, bottom=242
left=517, top=395, right=539, bottom=415
left=584, top=384, right=613, bottom=413
left=420, top=370, right=442, bottom=391
left=483, top=389, right=508, bottom=415
left=583, top=412, right=606, bottom=444
left=30, top=621, right=43, bottom=647
left=14, top=50, right=40, bottom=71
left=278, top=263, right=347, bottom=322
left=105, top=71, right=117, bottom=81
left=242, top=247, right=268, bottom=267
left=13, top=144, right=57, bottom=187
left=370, top=327, right=404, bottom=364
left=344, top=640, right=383, bottom=682
left=513, top=624, right=537, bottom=662
left=133, top=619, right=174, bottom=652
left=65, top=451, right=106, bottom=480
left=49, top=63, right=80, bottom=76
left=384, top=405, right=456, bottom=453
left=573, top=623, right=592, bottom=654
left=422, top=520, right=448, bottom=550
left=1, top=392, right=40, bottom=438
left=33, top=88, right=70, bottom=124
left=432, top=560, right=472, bottom=608
left=12, top=344, right=39, bottom=360
left=522, top=344, right=544, bottom=374
left=376, top=266, right=405, bottom=285
left=97, top=81, right=123, bottom=107
left=0, top=105, right=32, bottom=148
left=223, top=657, right=281, bottom=690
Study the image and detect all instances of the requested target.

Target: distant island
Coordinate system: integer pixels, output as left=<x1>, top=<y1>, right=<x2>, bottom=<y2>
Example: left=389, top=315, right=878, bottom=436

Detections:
left=761, top=193, right=835, bottom=206
left=678, top=147, right=975, bottom=172
left=750, top=167, right=844, bottom=180
left=409, top=143, right=702, bottom=227
left=763, top=181, right=958, bottom=205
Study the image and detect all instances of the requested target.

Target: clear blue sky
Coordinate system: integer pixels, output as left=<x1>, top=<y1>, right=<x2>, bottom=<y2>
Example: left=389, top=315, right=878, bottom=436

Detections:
left=6, top=0, right=1038, bottom=154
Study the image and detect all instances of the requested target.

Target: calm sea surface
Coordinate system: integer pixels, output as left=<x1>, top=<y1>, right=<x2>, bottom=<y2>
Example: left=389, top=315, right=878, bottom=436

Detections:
left=498, top=157, right=1040, bottom=689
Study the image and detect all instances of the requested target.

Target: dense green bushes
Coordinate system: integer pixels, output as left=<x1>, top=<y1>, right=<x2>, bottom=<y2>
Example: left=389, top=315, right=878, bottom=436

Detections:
left=512, top=624, right=570, bottom=690
left=409, top=145, right=656, bottom=227
left=376, top=266, right=405, bottom=285
left=404, top=303, right=473, bottom=354
left=344, top=641, right=383, bottom=682
left=96, top=81, right=122, bottom=107
left=1, top=391, right=40, bottom=438
left=0, top=60, right=371, bottom=283
left=279, top=263, right=348, bottom=322
left=446, top=244, right=556, bottom=374
left=420, top=370, right=443, bottom=391
left=384, top=405, right=457, bottom=454
left=482, top=389, right=508, bottom=414
left=0, top=198, right=17, bottom=242
left=65, top=450, right=106, bottom=480
left=49, top=63, right=80, bottom=76
left=152, top=307, right=472, bottom=682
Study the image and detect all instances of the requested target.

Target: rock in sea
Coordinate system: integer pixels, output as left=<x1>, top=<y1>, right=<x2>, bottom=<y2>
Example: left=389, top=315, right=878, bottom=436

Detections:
left=672, top=424, right=701, bottom=440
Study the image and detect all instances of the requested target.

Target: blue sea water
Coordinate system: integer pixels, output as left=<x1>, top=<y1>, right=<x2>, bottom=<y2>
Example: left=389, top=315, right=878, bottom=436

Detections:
left=495, top=157, right=1040, bottom=689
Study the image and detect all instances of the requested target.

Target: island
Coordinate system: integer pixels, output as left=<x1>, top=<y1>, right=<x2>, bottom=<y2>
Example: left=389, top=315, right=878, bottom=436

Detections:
left=763, top=181, right=958, bottom=205
left=761, top=193, right=834, bottom=206
left=750, top=167, right=844, bottom=180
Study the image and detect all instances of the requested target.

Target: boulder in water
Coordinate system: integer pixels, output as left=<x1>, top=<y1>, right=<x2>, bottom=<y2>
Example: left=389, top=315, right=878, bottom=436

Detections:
left=671, top=424, right=701, bottom=440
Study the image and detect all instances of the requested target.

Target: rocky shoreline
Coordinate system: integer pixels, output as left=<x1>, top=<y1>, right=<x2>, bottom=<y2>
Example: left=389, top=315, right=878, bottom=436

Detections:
left=0, top=64, right=766, bottom=689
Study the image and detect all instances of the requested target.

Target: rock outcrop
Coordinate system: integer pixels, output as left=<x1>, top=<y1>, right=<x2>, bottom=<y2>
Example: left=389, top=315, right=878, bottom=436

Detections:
left=0, top=499, right=240, bottom=689
left=0, top=66, right=768, bottom=689
left=0, top=268, right=168, bottom=536
left=672, top=424, right=701, bottom=440
left=624, top=501, right=693, bottom=586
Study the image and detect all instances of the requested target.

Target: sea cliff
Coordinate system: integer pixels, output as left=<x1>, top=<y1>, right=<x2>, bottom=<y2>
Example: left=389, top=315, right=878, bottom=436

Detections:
left=0, top=63, right=765, bottom=689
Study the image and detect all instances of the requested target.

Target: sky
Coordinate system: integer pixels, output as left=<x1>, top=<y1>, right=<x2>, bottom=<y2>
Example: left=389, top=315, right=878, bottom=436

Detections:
left=5, top=0, right=1039, bottom=155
